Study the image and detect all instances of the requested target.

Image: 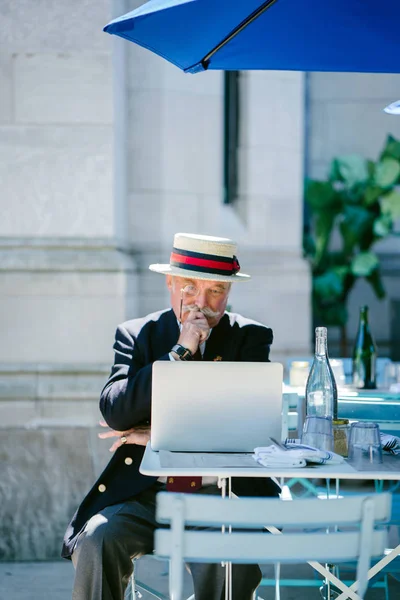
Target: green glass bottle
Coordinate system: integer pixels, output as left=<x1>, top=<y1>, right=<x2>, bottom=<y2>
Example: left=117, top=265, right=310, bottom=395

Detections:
left=352, top=306, right=377, bottom=389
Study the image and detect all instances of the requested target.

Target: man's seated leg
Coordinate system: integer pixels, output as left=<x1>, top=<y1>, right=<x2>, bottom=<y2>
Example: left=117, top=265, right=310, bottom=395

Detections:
left=188, top=484, right=262, bottom=600
left=72, top=481, right=262, bottom=600
left=188, top=563, right=262, bottom=600
left=71, top=484, right=162, bottom=600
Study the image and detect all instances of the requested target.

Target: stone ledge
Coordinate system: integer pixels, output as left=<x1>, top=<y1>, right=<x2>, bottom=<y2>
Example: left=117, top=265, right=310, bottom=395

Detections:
left=0, top=238, right=138, bottom=272
left=0, top=362, right=109, bottom=374
left=0, top=364, right=109, bottom=428
left=24, top=417, right=101, bottom=429
left=0, top=236, right=118, bottom=248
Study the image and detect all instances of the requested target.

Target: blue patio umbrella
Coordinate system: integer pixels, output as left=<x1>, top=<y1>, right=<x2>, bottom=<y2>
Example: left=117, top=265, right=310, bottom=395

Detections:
left=104, top=0, right=400, bottom=74
left=384, top=101, right=400, bottom=115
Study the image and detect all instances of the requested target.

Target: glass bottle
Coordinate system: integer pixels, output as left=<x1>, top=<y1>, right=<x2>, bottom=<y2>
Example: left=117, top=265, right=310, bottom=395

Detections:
left=305, top=327, right=338, bottom=419
left=352, top=305, right=377, bottom=389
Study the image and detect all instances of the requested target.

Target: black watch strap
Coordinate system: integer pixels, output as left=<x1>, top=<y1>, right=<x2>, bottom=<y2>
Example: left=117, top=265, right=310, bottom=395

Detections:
left=171, top=344, right=193, bottom=361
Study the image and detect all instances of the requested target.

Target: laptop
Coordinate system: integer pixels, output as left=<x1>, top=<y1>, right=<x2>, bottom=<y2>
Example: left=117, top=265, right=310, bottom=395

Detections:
left=150, top=361, right=283, bottom=452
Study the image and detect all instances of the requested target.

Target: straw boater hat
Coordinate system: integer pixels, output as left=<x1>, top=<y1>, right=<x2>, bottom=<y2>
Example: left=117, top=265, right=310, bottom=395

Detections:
left=149, top=233, right=250, bottom=283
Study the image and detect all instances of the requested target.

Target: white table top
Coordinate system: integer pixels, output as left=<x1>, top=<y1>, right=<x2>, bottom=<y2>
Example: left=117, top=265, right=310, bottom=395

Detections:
left=140, top=443, right=400, bottom=481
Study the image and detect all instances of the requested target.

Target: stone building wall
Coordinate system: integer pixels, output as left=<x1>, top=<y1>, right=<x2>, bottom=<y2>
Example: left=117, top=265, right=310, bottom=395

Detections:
left=0, top=0, right=310, bottom=559
left=0, top=0, right=134, bottom=560
left=125, top=39, right=311, bottom=360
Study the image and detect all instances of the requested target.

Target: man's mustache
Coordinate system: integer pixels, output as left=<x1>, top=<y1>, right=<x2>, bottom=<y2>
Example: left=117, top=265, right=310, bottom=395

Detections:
left=182, top=304, right=220, bottom=318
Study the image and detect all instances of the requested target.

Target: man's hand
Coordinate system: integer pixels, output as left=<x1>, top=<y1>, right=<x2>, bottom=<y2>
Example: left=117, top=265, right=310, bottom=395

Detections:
left=98, top=420, right=151, bottom=451
left=177, top=309, right=210, bottom=354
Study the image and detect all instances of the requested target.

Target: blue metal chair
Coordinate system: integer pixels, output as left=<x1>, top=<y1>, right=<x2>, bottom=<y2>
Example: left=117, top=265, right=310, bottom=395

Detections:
left=332, top=483, right=400, bottom=600
left=128, top=558, right=168, bottom=599
left=128, top=554, right=194, bottom=600
left=128, top=556, right=195, bottom=599
left=155, top=491, right=391, bottom=600
left=127, top=558, right=167, bottom=599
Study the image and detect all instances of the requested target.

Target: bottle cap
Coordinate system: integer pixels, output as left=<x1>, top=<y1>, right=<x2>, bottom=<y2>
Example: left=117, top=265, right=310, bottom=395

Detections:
left=315, top=327, right=327, bottom=335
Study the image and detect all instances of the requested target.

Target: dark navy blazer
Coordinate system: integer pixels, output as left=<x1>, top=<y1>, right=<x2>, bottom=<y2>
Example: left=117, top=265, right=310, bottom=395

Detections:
left=62, top=308, right=280, bottom=558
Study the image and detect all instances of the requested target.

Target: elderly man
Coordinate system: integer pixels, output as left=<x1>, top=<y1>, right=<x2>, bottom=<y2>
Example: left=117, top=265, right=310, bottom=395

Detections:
left=62, top=232, right=280, bottom=600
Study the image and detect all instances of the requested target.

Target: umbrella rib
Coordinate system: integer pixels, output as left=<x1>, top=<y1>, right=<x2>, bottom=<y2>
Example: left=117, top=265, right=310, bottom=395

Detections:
left=201, top=0, right=279, bottom=69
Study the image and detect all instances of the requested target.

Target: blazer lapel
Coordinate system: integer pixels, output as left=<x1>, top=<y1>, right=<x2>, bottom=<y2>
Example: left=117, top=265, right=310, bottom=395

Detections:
left=155, top=309, right=180, bottom=359
left=203, top=313, right=232, bottom=362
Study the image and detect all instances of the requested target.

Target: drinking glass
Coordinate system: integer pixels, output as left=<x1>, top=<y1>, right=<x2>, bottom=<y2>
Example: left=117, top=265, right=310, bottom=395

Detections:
left=330, top=359, right=345, bottom=387
left=383, top=362, right=400, bottom=390
left=301, top=415, right=333, bottom=451
left=289, top=361, right=310, bottom=387
left=347, top=422, right=383, bottom=467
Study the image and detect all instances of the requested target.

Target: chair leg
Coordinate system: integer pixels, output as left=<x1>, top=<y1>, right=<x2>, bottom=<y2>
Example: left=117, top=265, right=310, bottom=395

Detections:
left=384, top=574, right=390, bottom=600
left=130, top=558, right=169, bottom=600
left=134, top=581, right=168, bottom=599
left=129, top=564, right=141, bottom=599
left=274, top=563, right=281, bottom=600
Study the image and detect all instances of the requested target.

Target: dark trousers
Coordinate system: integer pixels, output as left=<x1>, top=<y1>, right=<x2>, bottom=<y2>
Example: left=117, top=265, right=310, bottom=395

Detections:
left=71, top=482, right=262, bottom=600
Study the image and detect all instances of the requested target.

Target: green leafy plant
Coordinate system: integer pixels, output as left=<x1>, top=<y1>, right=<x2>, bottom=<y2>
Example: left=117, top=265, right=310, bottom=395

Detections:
left=304, top=134, right=400, bottom=354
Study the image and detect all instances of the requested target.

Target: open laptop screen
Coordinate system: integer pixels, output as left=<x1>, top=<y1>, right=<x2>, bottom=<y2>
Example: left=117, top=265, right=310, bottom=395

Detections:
left=151, top=361, right=283, bottom=452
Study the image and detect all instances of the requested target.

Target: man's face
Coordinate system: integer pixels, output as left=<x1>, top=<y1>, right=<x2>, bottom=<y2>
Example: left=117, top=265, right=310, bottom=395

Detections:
left=166, top=275, right=231, bottom=328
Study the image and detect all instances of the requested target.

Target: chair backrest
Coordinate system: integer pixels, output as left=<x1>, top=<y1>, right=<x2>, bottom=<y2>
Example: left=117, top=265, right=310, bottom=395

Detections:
left=282, top=392, right=305, bottom=439
left=155, top=492, right=391, bottom=600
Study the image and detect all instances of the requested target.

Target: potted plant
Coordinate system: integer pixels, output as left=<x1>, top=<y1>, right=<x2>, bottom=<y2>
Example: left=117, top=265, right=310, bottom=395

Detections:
left=304, top=134, right=400, bottom=355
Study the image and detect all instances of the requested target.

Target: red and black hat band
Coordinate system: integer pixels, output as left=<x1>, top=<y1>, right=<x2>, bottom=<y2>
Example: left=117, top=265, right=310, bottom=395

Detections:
left=170, top=247, right=240, bottom=276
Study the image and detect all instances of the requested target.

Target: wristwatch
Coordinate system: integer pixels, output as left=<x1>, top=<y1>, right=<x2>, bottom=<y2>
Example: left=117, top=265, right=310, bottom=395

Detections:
left=171, top=344, right=193, bottom=361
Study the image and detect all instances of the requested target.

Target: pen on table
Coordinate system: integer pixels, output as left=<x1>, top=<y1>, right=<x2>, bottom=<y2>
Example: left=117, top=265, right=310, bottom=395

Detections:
left=270, top=437, right=288, bottom=451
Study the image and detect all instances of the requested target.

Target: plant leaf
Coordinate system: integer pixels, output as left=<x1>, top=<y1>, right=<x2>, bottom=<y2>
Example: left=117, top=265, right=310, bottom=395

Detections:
left=314, top=300, right=348, bottom=327
left=373, top=214, right=392, bottom=237
left=366, top=160, right=375, bottom=178
left=351, top=252, right=379, bottom=277
left=303, top=232, right=316, bottom=259
left=374, top=157, right=400, bottom=188
left=380, top=189, right=400, bottom=220
left=366, top=268, right=386, bottom=299
left=364, top=185, right=383, bottom=206
left=314, top=269, right=345, bottom=301
left=305, top=180, right=341, bottom=211
left=314, top=210, right=337, bottom=265
left=329, top=155, right=369, bottom=188
left=339, top=205, right=375, bottom=254
left=381, top=134, right=400, bottom=161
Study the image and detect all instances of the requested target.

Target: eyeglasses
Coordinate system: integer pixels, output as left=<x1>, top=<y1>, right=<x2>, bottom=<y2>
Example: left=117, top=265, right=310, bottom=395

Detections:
left=179, top=284, right=228, bottom=322
left=181, top=284, right=228, bottom=298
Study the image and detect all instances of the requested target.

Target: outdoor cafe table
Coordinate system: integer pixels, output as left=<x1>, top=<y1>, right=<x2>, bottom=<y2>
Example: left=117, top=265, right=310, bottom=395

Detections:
left=140, top=443, right=400, bottom=600
left=285, top=385, right=400, bottom=435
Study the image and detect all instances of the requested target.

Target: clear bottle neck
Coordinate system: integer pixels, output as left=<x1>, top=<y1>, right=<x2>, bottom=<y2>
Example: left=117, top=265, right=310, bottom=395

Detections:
left=315, top=327, right=328, bottom=356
